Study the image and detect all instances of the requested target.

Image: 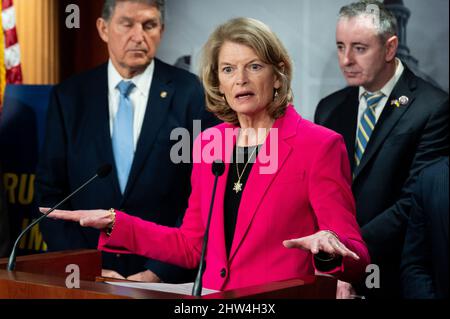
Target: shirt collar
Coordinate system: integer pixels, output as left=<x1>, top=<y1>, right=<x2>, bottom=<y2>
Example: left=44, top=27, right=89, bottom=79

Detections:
left=359, top=58, right=405, bottom=100
left=108, top=59, right=154, bottom=97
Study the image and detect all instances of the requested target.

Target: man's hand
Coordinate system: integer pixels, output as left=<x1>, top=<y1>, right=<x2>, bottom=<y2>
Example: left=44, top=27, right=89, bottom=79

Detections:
left=336, top=280, right=357, bottom=299
left=102, top=269, right=126, bottom=280
left=127, top=270, right=161, bottom=282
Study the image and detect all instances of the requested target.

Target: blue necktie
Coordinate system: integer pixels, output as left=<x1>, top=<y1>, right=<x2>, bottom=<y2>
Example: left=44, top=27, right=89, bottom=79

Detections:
left=112, top=81, right=135, bottom=193
left=355, top=92, right=384, bottom=167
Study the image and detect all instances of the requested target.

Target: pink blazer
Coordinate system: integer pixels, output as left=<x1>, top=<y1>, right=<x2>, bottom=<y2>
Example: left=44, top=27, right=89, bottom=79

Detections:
left=99, top=106, right=370, bottom=291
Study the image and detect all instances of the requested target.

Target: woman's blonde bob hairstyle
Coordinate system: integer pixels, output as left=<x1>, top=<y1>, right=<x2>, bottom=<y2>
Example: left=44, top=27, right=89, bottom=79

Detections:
left=200, top=17, right=293, bottom=125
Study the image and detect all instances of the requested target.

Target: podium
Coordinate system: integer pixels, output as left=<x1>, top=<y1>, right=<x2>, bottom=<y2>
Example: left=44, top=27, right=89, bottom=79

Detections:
left=0, top=250, right=337, bottom=299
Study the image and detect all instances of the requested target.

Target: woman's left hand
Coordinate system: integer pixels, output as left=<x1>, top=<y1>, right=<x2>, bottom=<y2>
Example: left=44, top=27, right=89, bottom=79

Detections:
left=283, top=230, right=360, bottom=260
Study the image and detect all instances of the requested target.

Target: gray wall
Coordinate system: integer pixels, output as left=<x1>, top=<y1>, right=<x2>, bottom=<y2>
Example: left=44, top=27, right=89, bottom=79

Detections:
left=157, top=0, right=449, bottom=120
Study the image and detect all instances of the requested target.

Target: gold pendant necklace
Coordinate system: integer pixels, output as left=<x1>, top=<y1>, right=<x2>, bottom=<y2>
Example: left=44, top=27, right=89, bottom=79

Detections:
left=233, top=146, right=258, bottom=194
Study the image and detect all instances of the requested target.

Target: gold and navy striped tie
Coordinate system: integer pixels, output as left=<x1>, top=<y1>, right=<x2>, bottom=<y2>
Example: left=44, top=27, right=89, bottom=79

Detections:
left=355, top=92, right=384, bottom=167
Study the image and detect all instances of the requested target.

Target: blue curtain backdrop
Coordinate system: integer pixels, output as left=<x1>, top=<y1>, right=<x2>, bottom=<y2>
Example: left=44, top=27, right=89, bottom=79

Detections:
left=0, top=85, right=53, bottom=255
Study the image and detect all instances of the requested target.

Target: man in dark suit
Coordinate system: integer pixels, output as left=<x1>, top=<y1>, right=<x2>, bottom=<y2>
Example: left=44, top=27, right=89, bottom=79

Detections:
left=315, top=1, right=448, bottom=298
left=401, top=157, right=448, bottom=299
left=35, top=0, right=218, bottom=282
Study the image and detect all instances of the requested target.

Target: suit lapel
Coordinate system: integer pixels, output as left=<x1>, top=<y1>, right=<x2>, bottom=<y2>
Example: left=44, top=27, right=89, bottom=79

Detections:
left=438, top=160, right=449, bottom=241
left=326, top=89, right=359, bottom=171
left=340, top=90, right=359, bottom=170
left=354, top=70, right=416, bottom=179
left=209, top=127, right=237, bottom=267
left=123, top=60, right=174, bottom=200
left=92, top=65, right=122, bottom=197
left=228, top=112, right=295, bottom=262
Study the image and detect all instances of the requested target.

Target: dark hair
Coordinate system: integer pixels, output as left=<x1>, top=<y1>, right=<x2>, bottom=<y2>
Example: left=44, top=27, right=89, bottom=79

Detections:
left=101, top=0, right=165, bottom=23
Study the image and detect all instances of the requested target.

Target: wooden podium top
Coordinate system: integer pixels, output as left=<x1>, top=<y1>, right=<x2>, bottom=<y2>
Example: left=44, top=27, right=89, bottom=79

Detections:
left=0, top=250, right=337, bottom=299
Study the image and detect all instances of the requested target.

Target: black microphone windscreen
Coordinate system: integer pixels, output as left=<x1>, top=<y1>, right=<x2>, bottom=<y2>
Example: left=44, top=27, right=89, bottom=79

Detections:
left=212, top=160, right=225, bottom=176
left=97, top=164, right=112, bottom=178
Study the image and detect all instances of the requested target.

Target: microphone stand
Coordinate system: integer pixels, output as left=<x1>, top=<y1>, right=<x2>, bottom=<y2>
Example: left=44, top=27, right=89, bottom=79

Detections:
left=7, top=165, right=111, bottom=271
left=192, top=160, right=224, bottom=296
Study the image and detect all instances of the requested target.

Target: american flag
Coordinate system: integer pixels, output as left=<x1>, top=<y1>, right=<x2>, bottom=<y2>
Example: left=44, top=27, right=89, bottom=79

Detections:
left=0, top=0, right=22, bottom=109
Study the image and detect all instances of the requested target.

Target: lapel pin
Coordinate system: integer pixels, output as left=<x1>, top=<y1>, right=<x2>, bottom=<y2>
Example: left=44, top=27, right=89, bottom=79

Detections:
left=390, top=99, right=400, bottom=108
left=399, top=96, right=409, bottom=106
left=160, top=91, right=168, bottom=99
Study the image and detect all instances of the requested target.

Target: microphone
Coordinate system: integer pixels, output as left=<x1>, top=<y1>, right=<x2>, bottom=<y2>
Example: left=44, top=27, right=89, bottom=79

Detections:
left=192, top=160, right=225, bottom=297
left=6, top=164, right=112, bottom=271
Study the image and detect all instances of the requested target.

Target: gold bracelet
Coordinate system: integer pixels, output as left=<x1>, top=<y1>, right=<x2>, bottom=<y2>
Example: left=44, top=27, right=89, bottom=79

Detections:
left=106, top=208, right=116, bottom=236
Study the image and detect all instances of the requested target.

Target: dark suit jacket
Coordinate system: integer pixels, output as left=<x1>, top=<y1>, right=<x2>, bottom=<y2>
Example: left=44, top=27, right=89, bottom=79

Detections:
left=314, top=66, right=449, bottom=298
left=401, top=157, right=449, bottom=299
left=35, top=58, right=219, bottom=280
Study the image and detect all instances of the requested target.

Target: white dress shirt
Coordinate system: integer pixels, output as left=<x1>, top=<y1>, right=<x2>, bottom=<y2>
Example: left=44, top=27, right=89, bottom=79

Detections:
left=356, top=58, right=405, bottom=138
left=108, top=60, right=154, bottom=150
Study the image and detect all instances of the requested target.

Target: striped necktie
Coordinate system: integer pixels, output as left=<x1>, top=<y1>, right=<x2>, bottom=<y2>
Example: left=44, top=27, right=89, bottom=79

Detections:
left=112, top=80, right=135, bottom=193
left=355, top=92, right=384, bottom=167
